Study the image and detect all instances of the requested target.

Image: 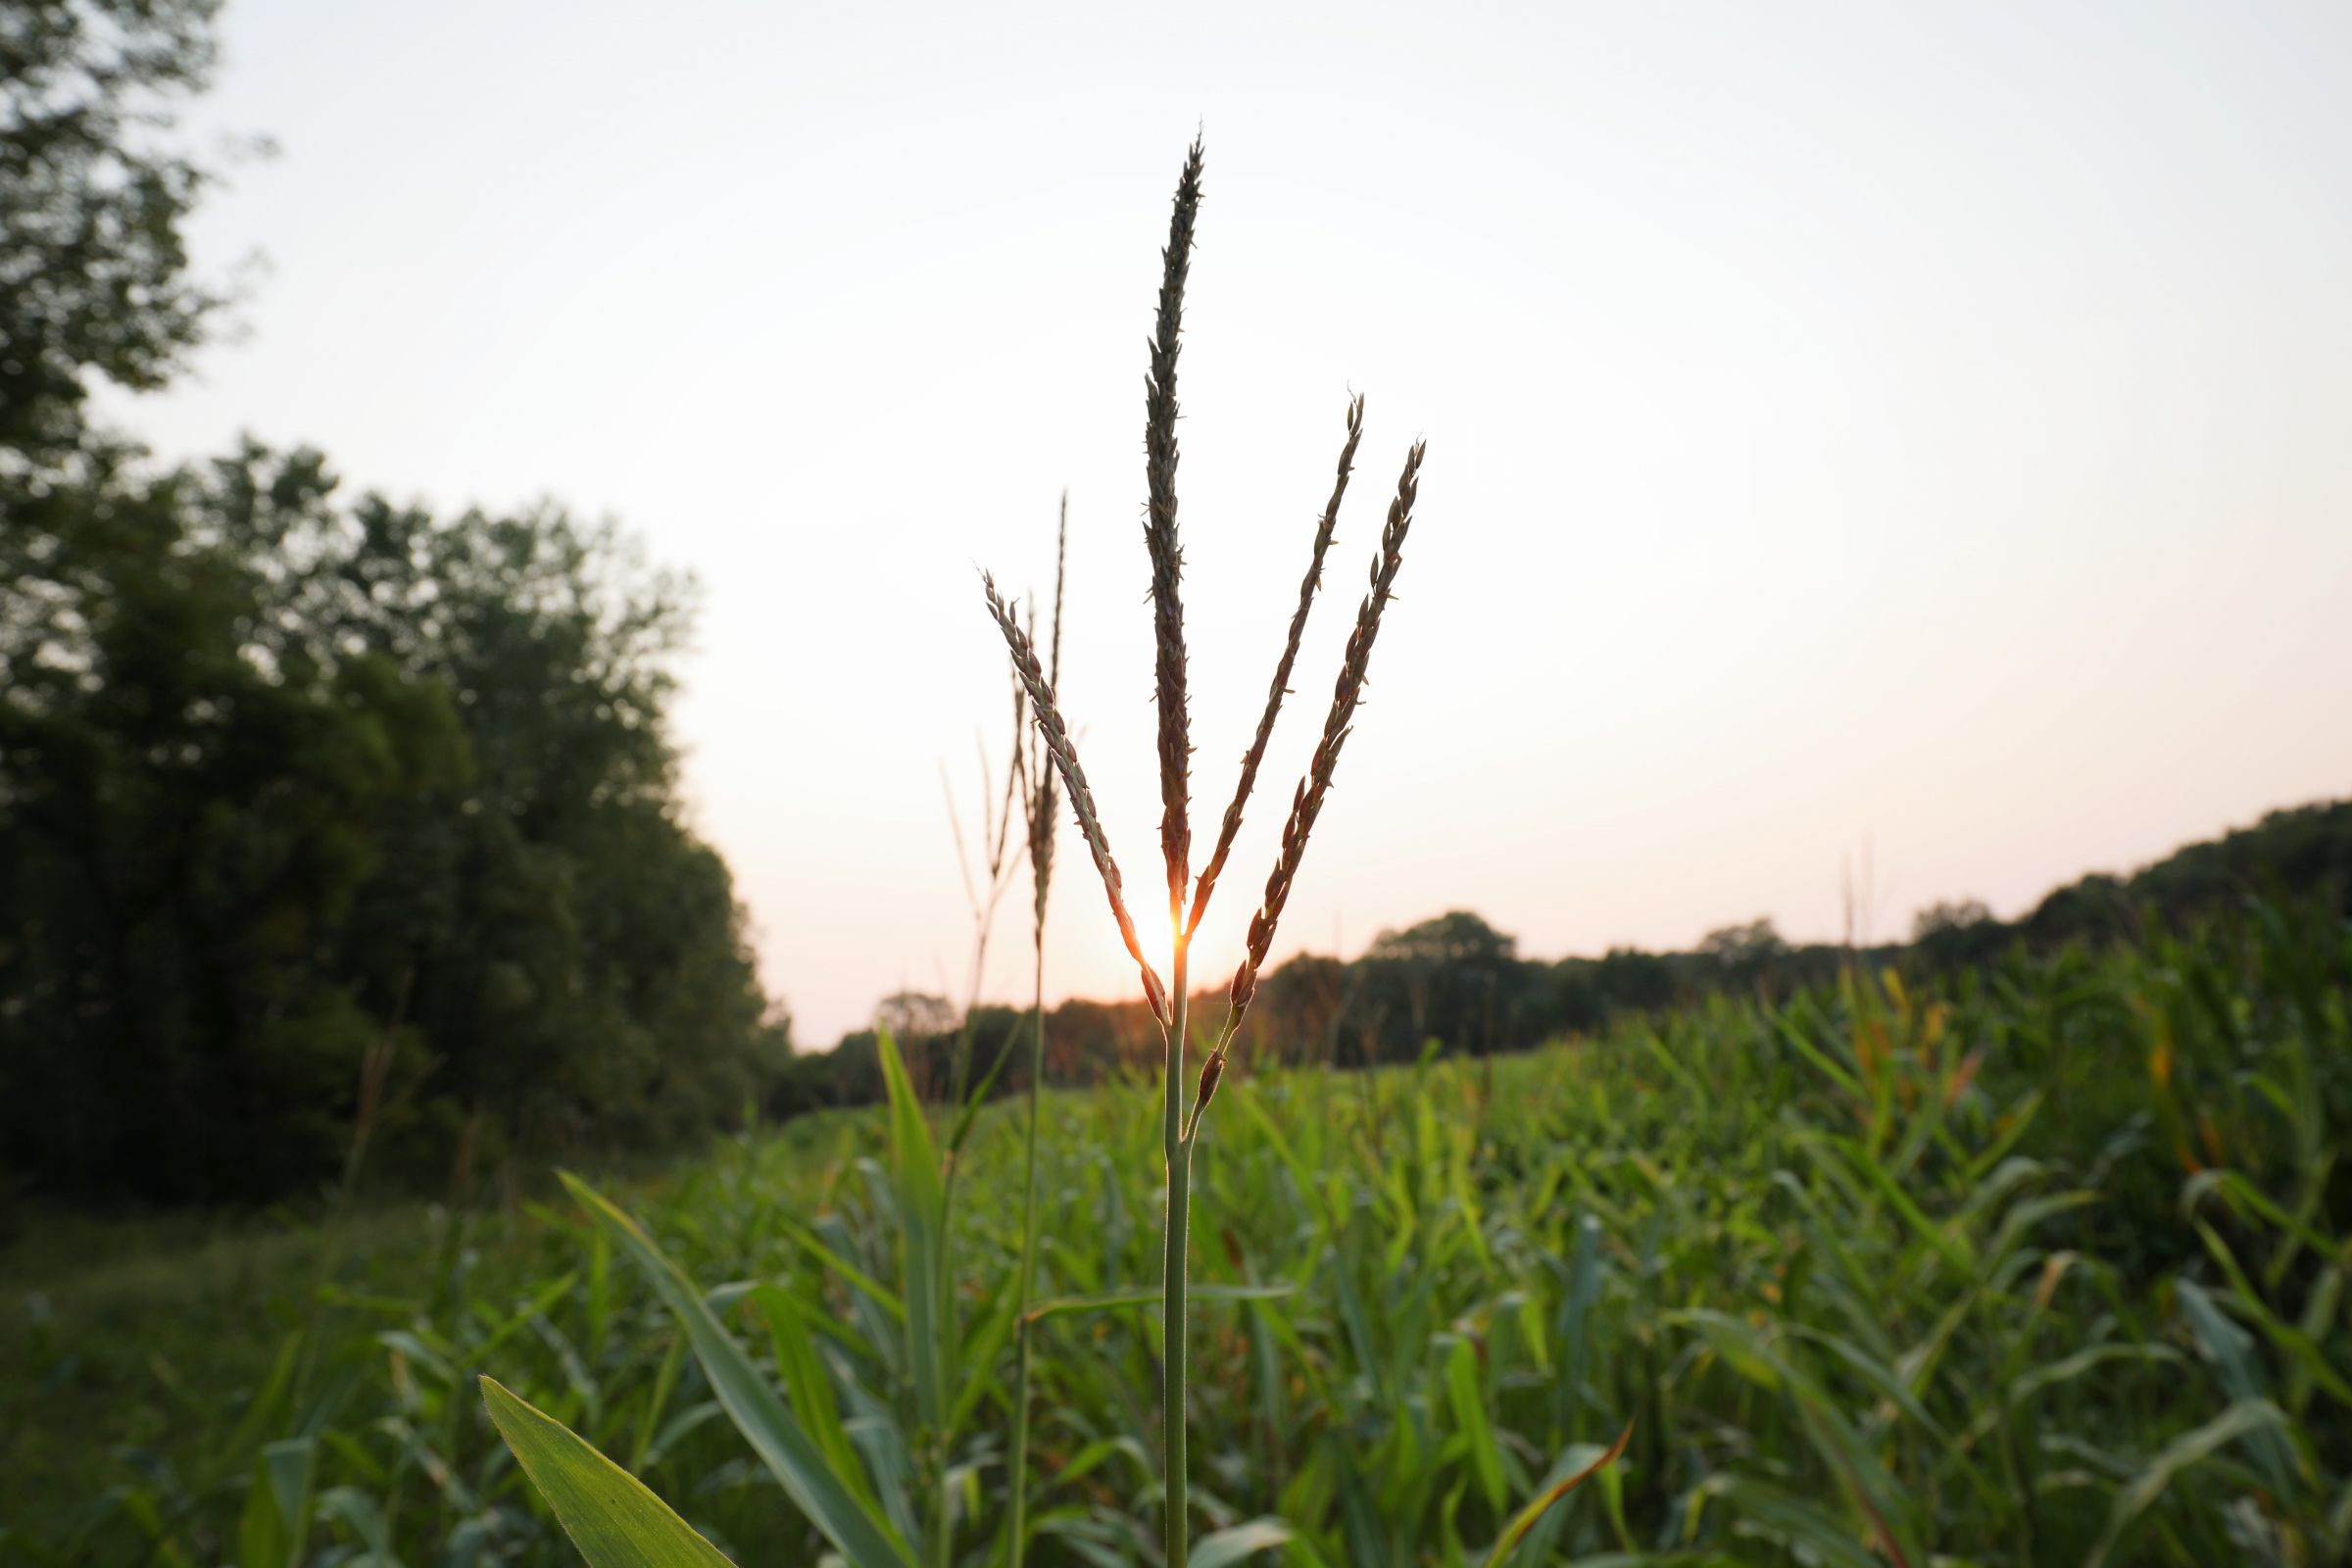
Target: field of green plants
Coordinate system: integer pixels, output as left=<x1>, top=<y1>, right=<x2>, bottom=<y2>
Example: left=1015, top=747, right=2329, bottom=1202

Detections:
left=4, top=903, right=2347, bottom=1567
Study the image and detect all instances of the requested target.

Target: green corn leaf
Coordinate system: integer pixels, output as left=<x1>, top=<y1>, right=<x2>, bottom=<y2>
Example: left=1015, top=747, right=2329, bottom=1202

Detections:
left=775, top=1213, right=906, bottom=1323
left=471, top=1268, right=582, bottom=1364
left=559, top=1172, right=916, bottom=1568
left=1829, top=1134, right=1976, bottom=1275
left=313, top=1486, right=394, bottom=1562
left=1484, top=1424, right=1630, bottom=1568
left=1190, top=1518, right=1293, bottom=1568
left=876, top=1030, right=950, bottom=1434
left=750, top=1284, right=876, bottom=1516
left=946, top=1020, right=1019, bottom=1157
left=2008, top=1342, right=2182, bottom=1406
left=2084, top=1398, right=2293, bottom=1568
left=946, top=1271, right=1019, bottom=1436
left=1705, top=1476, right=1880, bottom=1568
left=220, top=1334, right=302, bottom=1481
left=2173, top=1281, right=2301, bottom=1493
left=1444, top=1333, right=1507, bottom=1513
left=236, top=1436, right=315, bottom=1568
left=481, top=1377, right=735, bottom=1568
left=628, top=1335, right=689, bottom=1474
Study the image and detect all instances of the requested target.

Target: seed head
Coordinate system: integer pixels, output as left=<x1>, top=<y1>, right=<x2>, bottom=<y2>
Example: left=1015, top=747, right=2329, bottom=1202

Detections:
left=1145, top=136, right=1204, bottom=922
left=1226, top=440, right=1425, bottom=1028
left=983, top=571, right=1168, bottom=1023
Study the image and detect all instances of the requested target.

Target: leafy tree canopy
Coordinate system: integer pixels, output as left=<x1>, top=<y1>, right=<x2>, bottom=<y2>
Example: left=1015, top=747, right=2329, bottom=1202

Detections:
left=0, top=446, right=784, bottom=1201
left=2, top=0, right=240, bottom=464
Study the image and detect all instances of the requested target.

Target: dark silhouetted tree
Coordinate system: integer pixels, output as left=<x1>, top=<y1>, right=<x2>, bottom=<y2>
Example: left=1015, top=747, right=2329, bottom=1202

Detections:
left=1, top=0, right=244, bottom=464
left=0, top=446, right=778, bottom=1201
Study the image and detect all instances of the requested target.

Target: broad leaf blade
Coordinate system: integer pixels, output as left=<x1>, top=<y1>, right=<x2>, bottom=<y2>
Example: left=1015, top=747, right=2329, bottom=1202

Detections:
left=1484, top=1423, right=1631, bottom=1567
left=560, top=1172, right=916, bottom=1568
left=482, top=1377, right=735, bottom=1568
left=1192, top=1518, right=1293, bottom=1568
left=877, top=1030, right=950, bottom=1434
left=2085, top=1398, right=2292, bottom=1568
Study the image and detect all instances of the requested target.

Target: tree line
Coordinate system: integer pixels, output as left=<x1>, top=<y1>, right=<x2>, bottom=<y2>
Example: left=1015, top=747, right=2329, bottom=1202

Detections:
left=771, top=798, right=2352, bottom=1122
left=0, top=445, right=789, bottom=1201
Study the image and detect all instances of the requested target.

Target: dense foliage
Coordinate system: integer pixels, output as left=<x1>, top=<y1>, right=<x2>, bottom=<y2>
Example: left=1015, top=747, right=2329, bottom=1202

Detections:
left=5, top=899, right=2345, bottom=1564
left=0, top=445, right=786, bottom=1202
left=0, top=0, right=232, bottom=462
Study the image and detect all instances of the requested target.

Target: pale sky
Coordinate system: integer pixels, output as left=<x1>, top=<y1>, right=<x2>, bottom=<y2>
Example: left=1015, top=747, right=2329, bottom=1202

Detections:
left=104, top=1, right=2352, bottom=1044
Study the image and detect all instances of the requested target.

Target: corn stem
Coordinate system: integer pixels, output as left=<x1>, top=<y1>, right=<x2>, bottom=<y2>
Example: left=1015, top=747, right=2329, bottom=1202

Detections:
left=1162, top=940, right=1191, bottom=1568
left=1007, top=941, right=1045, bottom=1567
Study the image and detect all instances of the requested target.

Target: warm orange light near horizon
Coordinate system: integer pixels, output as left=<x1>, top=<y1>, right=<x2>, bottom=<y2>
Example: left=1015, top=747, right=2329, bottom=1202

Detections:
left=107, top=0, right=2352, bottom=1043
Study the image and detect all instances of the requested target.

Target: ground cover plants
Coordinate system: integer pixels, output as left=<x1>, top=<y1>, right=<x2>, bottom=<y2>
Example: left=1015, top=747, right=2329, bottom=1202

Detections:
left=6, top=897, right=2346, bottom=1566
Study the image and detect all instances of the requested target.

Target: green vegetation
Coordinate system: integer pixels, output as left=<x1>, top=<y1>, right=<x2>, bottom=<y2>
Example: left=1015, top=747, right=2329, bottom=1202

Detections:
left=776, top=800, right=2352, bottom=1124
left=8, top=13, right=2349, bottom=1567
left=0, top=0, right=230, bottom=463
left=0, top=444, right=786, bottom=1204
left=5, top=899, right=2346, bottom=1564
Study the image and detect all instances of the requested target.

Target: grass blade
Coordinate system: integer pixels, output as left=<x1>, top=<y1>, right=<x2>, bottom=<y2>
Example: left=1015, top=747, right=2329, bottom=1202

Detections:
left=1483, top=1423, right=1631, bottom=1568
left=2085, top=1398, right=2294, bottom=1568
left=559, top=1172, right=916, bottom=1568
left=481, top=1377, right=737, bottom=1568
left=877, top=1030, right=950, bottom=1435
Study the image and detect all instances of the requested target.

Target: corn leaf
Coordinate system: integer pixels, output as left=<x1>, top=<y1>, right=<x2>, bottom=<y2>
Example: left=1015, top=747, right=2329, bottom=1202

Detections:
left=481, top=1377, right=734, bottom=1568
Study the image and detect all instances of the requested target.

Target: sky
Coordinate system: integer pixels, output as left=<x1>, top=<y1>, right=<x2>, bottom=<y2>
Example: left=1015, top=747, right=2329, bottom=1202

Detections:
left=102, top=0, right=2352, bottom=1044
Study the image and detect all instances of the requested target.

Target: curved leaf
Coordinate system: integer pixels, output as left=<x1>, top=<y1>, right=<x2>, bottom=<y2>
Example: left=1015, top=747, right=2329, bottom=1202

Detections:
left=560, top=1172, right=916, bottom=1568
left=481, top=1377, right=734, bottom=1568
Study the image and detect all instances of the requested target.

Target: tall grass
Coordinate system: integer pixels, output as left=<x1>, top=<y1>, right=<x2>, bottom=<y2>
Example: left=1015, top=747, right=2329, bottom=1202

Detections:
left=979, top=134, right=1432, bottom=1567
left=9, top=898, right=2345, bottom=1566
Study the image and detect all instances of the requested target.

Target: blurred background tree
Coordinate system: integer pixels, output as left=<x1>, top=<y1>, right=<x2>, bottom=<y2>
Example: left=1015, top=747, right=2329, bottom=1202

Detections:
left=1, top=0, right=240, bottom=466
left=0, top=446, right=786, bottom=1201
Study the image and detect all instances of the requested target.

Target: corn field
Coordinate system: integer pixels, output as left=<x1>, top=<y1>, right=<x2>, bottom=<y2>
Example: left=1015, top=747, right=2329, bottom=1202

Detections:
left=5, top=899, right=2346, bottom=1566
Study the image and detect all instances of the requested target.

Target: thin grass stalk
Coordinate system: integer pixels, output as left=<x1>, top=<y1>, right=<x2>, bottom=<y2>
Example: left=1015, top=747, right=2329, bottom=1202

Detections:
left=1143, top=139, right=1205, bottom=1568
left=1162, top=946, right=1191, bottom=1567
left=945, top=679, right=1026, bottom=1114
left=1006, top=497, right=1066, bottom=1568
left=980, top=575, right=1165, bottom=1022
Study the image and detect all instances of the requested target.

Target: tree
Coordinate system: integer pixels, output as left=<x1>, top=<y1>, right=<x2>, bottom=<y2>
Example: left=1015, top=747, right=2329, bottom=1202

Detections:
left=1, top=0, right=242, bottom=464
left=1911, top=899, right=1993, bottom=942
left=1592, top=947, right=1678, bottom=1012
left=1698, top=917, right=1786, bottom=969
left=874, top=991, right=957, bottom=1042
left=1692, top=918, right=1790, bottom=998
left=1360, top=911, right=1528, bottom=1057
left=1366, top=910, right=1518, bottom=968
left=1, top=445, right=778, bottom=1201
